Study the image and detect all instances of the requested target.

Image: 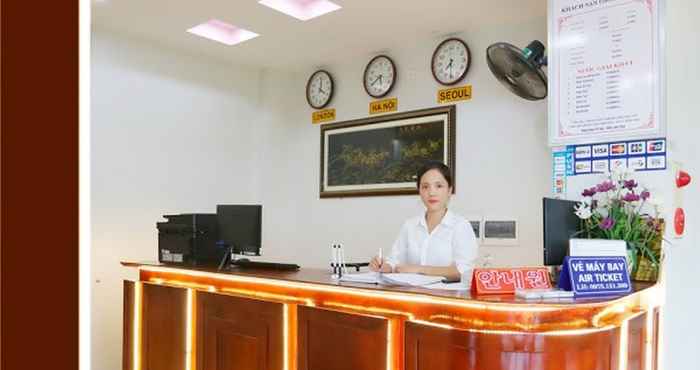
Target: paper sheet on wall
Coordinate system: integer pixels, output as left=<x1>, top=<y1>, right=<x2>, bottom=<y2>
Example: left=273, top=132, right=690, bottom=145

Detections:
left=548, top=0, right=662, bottom=145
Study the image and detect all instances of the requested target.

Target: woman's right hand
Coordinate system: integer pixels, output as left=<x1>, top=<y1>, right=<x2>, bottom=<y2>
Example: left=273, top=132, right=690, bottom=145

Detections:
left=369, top=256, right=392, bottom=272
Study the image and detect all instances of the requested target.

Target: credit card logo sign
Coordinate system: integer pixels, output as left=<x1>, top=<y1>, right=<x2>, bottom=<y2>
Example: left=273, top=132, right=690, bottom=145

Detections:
left=592, top=160, right=609, bottom=173
left=575, top=161, right=592, bottom=174
left=647, top=155, right=666, bottom=169
left=610, top=143, right=627, bottom=156
left=575, top=146, right=592, bottom=159
left=610, top=158, right=627, bottom=171
left=592, top=144, right=609, bottom=158
left=629, top=156, right=646, bottom=170
left=647, top=140, right=666, bottom=153
left=628, top=142, right=645, bottom=155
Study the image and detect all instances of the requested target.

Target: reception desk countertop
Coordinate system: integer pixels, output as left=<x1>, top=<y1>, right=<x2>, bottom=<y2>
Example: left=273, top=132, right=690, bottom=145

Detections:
left=122, top=261, right=661, bottom=370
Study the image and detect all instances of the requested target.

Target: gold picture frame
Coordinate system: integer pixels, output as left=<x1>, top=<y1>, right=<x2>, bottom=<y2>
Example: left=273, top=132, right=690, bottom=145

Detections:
left=320, top=105, right=456, bottom=198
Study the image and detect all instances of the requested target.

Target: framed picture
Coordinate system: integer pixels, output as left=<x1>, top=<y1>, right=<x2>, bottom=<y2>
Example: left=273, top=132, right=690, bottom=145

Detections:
left=320, top=105, right=456, bottom=198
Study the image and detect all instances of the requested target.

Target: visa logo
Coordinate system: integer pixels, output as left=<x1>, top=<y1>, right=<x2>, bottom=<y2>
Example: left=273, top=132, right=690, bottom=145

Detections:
left=592, top=144, right=609, bottom=157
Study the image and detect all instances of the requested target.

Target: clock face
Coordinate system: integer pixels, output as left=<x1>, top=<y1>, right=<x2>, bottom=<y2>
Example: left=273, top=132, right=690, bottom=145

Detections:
left=306, top=70, right=333, bottom=109
left=431, top=38, right=471, bottom=85
left=363, top=55, right=396, bottom=98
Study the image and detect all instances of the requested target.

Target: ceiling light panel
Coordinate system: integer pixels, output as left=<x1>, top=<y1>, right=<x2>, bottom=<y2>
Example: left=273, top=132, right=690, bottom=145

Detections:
left=187, top=19, right=259, bottom=46
left=258, top=0, right=341, bottom=21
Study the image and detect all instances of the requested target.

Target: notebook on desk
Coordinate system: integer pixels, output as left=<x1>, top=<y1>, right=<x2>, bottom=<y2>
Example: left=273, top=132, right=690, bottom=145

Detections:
left=339, top=272, right=445, bottom=287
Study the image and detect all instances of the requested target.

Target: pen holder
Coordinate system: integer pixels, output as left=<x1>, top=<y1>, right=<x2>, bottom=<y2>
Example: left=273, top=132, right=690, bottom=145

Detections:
left=330, top=243, right=347, bottom=279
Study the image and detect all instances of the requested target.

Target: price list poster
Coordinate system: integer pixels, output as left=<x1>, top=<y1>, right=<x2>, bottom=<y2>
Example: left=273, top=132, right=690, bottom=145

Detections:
left=548, top=0, right=663, bottom=146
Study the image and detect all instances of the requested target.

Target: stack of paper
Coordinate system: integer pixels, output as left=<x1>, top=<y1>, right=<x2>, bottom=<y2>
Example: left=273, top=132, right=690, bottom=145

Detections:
left=515, top=288, right=574, bottom=299
left=338, top=272, right=381, bottom=284
left=339, top=272, right=445, bottom=287
left=380, top=273, right=445, bottom=286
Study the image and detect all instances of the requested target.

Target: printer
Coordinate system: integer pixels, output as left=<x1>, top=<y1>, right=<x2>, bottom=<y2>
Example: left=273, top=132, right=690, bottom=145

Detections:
left=156, top=213, right=224, bottom=267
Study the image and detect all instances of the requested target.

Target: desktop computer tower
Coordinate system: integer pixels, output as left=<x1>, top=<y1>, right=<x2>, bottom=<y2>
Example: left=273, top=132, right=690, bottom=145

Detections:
left=157, top=213, right=224, bottom=267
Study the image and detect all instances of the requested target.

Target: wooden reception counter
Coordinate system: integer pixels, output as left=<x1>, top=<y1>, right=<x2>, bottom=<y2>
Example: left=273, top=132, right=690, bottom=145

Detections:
left=121, top=262, right=661, bottom=370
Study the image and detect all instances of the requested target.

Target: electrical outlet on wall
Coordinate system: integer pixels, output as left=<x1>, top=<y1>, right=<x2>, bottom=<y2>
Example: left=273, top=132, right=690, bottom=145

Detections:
left=482, top=219, right=519, bottom=246
left=465, top=214, right=484, bottom=244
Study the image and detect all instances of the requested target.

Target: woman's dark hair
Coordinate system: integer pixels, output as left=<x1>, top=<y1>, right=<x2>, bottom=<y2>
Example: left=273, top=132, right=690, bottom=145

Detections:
left=416, top=161, right=453, bottom=189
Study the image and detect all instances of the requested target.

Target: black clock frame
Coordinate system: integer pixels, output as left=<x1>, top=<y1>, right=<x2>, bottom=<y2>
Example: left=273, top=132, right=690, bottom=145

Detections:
left=431, top=37, right=471, bottom=86
left=306, top=70, right=334, bottom=109
left=362, top=55, right=397, bottom=98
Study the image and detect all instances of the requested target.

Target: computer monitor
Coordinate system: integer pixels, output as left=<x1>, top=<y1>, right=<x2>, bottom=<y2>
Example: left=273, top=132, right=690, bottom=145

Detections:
left=216, top=205, right=262, bottom=256
left=543, top=197, right=580, bottom=266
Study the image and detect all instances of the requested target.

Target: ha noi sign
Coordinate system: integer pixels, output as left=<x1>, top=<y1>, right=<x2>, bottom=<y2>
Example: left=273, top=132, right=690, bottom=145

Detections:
left=559, top=256, right=632, bottom=297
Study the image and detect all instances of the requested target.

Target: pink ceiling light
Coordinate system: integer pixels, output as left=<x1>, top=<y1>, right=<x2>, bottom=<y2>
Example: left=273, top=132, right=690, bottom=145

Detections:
left=187, top=19, right=259, bottom=46
left=258, top=0, right=341, bottom=21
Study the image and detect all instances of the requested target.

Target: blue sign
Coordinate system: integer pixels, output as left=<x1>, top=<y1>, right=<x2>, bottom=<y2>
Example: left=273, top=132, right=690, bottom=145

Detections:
left=558, top=256, right=632, bottom=297
left=565, top=146, right=575, bottom=176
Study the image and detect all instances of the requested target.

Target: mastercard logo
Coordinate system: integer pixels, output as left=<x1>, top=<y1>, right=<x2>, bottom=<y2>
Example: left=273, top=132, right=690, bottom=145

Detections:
left=610, top=144, right=626, bottom=154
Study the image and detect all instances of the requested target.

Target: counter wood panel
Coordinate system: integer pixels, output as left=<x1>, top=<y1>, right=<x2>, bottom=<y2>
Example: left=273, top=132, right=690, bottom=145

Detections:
left=123, top=281, right=134, bottom=370
left=405, top=313, right=651, bottom=370
left=297, top=306, right=387, bottom=370
left=196, top=291, right=283, bottom=370
left=122, top=263, right=661, bottom=370
left=142, top=283, right=188, bottom=370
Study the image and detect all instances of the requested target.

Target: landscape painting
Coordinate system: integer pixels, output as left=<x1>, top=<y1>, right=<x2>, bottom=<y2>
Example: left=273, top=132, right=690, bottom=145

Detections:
left=320, top=106, right=455, bottom=197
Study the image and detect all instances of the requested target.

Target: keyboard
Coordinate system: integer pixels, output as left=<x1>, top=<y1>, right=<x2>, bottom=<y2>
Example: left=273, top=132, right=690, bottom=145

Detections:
left=230, top=260, right=300, bottom=271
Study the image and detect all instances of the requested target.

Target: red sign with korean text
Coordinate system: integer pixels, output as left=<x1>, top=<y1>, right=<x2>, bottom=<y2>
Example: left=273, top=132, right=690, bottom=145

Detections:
left=470, top=267, right=552, bottom=295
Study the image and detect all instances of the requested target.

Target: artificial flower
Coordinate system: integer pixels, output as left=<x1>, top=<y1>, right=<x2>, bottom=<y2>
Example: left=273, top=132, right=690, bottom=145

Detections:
left=575, top=201, right=592, bottom=219
left=599, top=217, right=616, bottom=230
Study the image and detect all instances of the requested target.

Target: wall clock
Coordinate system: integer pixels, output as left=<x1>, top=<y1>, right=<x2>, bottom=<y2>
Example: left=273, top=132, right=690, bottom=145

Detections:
left=363, top=55, right=396, bottom=98
left=431, top=38, right=471, bottom=85
left=306, top=70, right=334, bottom=109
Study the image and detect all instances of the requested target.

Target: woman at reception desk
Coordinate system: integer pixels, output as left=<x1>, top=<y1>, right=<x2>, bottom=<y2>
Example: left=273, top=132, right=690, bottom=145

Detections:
left=369, top=162, right=479, bottom=281
left=122, top=166, right=661, bottom=370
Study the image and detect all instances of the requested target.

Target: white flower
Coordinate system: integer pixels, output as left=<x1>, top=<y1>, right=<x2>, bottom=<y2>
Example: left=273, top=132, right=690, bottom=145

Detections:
left=575, top=201, right=592, bottom=219
left=647, top=197, right=666, bottom=216
left=595, top=206, right=609, bottom=218
left=595, top=193, right=611, bottom=208
left=612, top=166, right=635, bottom=182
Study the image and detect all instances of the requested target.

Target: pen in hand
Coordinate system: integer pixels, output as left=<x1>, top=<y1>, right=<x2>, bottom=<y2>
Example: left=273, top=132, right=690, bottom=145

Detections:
left=378, top=248, right=383, bottom=274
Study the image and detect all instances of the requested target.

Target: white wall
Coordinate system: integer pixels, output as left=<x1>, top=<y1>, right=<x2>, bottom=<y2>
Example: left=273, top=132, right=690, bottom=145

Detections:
left=91, top=29, right=264, bottom=370
left=93, top=1, right=700, bottom=368
left=661, top=0, right=700, bottom=367
left=561, top=2, right=700, bottom=368
left=256, top=17, right=551, bottom=269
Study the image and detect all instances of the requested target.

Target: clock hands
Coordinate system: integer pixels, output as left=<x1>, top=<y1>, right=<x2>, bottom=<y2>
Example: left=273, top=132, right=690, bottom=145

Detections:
left=443, top=58, right=455, bottom=79
left=370, top=75, right=381, bottom=87
left=316, top=80, right=327, bottom=95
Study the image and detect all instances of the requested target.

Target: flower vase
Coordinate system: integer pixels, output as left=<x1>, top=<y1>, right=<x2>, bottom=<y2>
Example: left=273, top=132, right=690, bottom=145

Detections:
left=625, top=243, right=638, bottom=276
left=631, top=221, right=664, bottom=282
left=632, top=238, right=662, bottom=282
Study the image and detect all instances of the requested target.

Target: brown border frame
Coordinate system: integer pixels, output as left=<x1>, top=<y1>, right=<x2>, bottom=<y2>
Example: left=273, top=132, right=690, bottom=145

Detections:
left=1, top=1, right=79, bottom=368
left=305, top=70, right=334, bottom=109
left=362, top=55, right=397, bottom=98
left=431, top=37, right=472, bottom=86
left=319, top=105, right=456, bottom=198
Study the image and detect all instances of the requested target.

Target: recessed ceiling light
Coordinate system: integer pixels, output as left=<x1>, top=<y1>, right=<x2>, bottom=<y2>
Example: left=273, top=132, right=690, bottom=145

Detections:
left=258, top=0, right=341, bottom=21
left=187, top=20, right=259, bottom=46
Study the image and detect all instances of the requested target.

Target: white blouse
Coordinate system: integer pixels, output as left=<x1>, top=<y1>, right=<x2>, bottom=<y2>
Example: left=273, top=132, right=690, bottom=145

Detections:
left=384, top=210, right=479, bottom=275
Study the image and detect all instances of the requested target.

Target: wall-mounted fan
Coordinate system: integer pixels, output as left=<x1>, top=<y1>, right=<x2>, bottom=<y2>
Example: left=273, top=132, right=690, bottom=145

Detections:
left=486, top=40, right=547, bottom=101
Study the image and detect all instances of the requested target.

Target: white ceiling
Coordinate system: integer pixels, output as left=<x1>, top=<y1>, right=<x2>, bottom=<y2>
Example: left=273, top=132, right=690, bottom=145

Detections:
left=92, top=0, right=545, bottom=71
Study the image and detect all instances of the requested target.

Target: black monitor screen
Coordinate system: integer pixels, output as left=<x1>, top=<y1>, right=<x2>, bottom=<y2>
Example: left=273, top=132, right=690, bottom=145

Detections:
left=216, top=205, right=262, bottom=256
left=543, top=197, right=580, bottom=266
